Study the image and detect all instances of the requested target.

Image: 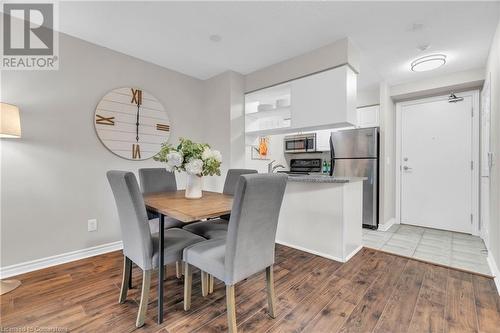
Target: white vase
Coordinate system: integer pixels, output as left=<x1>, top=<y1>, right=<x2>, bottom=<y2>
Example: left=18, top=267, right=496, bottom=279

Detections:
left=185, top=174, right=203, bottom=199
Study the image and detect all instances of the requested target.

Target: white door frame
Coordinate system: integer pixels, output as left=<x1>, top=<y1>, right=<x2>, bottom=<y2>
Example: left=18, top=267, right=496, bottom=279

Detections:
left=395, top=90, right=480, bottom=235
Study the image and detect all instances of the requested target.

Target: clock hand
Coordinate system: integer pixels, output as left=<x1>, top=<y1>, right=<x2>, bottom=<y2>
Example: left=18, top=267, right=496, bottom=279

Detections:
left=136, top=103, right=140, bottom=142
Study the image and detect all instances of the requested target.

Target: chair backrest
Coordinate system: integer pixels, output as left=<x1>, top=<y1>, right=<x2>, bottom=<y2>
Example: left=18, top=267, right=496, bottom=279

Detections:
left=222, top=169, right=258, bottom=195
left=107, top=171, right=154, bottom=270
left=138, top=168, right=177, bottom=195
left=224, top=173, right=287, bottom=285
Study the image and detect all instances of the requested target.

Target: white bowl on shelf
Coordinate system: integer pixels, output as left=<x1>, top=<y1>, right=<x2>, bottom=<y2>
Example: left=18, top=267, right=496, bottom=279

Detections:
left=258, top=104, right=274, bottom=112
left=276, top=98, right=290, bottom=108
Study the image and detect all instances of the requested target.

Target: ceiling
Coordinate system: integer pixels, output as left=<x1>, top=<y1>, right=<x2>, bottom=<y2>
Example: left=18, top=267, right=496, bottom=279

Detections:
left=58, top=1, right=500, bottom=91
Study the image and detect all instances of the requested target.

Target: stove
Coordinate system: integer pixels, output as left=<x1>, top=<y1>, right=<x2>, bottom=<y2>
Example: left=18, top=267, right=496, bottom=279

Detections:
left=279, top=158, right=323, bottom=175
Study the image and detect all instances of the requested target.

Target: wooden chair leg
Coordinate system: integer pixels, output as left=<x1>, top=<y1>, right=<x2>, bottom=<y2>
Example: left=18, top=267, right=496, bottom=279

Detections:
left=201, top=271, right=209, bottom=297
left=119, top=256, right=132, bottom=303
left=266, top=265, right=276, bottom=318
left=136, top=270, right=152, bottom=328
left=176, top=261, right=182, bottom=279
left=209, top=274, right=214, bottom=294
left=184, top=263, right=193, bottom=311
left=226, top=285, right=237, bottom=333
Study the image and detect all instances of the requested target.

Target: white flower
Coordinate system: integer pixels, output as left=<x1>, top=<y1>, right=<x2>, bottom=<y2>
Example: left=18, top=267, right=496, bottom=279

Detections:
left=211, top=149, right=222, bottom=162
left=166, top=151, right=183, bottom=169
left=185, top=159, right=203, bottom=175
left=202, top=147, right=222, bottom=162
left=202, top=147, right=212, bottom=161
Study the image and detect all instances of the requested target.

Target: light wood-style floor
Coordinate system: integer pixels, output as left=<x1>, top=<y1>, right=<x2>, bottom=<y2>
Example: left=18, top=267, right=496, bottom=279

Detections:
left=1, top=246, right=499, bottom=332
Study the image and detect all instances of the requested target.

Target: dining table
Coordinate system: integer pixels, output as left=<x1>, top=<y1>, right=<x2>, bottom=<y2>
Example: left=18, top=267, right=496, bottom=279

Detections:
left=143, top=190, right=233, bottom=324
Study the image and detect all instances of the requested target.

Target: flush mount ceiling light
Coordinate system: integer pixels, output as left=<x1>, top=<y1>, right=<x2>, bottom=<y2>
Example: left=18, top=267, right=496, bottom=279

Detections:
left=410, top=54, right=447, bottom=72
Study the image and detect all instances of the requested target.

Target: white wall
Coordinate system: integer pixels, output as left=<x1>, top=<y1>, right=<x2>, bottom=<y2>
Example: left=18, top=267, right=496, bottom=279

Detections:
left=245, top=134, right=287, bottom=173
left=230, top=72, right=246, bottom=169
left=244, top=38, right=360, bottom=93
left=200, top=73, right=231, bottom=192
left=391, top=68, right=485, bottom=101
left=0, top=33, right=205, bottom=267
left=357, top=87, right=380, bottom=107
left=378, top=82, right=396, bottom=226
left=484, top=20, right=500, bottom=273
left=201, top=71, right=245, bottom=192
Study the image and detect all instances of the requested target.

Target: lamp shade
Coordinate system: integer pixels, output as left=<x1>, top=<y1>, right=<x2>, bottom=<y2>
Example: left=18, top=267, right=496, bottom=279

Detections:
left=0, top=103, right=21, bottom=138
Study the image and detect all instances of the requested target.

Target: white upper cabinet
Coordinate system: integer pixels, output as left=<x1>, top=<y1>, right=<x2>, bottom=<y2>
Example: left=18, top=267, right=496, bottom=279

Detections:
left=244, top=65, right=358, bottom=137
left=244, top=83, right=292, bottom=136
left=316, top=129, right=332, bottom=152
left=356, top=105, right=380, bottom=128
left=291, top=65, right=357, bottom=130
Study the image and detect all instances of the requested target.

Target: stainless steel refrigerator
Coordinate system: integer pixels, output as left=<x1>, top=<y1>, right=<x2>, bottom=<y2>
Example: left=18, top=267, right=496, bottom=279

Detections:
left=329, top=127, right=379, bottom=229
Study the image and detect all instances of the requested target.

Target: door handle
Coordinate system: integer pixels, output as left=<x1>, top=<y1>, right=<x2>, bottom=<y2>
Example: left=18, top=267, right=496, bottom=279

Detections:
left=403, top=166, right=412, bottom=171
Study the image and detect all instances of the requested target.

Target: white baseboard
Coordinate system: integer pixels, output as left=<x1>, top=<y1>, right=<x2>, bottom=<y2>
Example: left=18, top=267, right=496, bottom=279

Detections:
left=486, top=253, right=500, bottom=295
left=0, top=241, right=123, bottom=279
left=378, top=217, right=396, bottom=232
left=276, top=240, right=362, bottom=263
left=344, top=245, right=363, bottom=262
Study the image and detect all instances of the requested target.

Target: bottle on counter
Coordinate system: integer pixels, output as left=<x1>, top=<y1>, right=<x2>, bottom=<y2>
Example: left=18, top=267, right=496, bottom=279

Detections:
left=327, top=162, right=332, bottom=175
left=322, top=160, right=327, bottom=173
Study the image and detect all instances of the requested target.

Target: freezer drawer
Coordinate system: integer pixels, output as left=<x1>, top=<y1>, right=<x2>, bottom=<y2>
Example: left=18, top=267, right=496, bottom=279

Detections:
left=332, top=158, right=378, bottom=228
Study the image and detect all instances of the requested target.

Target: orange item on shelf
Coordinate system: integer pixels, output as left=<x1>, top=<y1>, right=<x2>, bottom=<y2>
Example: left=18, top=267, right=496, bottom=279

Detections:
left=258, top=137, right=268, bottom=156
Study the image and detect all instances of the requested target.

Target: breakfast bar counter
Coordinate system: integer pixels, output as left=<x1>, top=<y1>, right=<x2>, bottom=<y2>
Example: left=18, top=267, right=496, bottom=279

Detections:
left=276, top=175, right=364, bottom=262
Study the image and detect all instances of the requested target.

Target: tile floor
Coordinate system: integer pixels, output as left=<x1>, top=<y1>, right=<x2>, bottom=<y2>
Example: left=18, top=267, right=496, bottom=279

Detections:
left=363, top=224, right=492, bottom=276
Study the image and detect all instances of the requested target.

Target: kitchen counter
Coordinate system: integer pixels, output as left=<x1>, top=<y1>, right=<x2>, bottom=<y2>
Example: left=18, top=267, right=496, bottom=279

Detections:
left=285, top=174, right=366, bottom=183
left=276, top=177, right=363, bottom=262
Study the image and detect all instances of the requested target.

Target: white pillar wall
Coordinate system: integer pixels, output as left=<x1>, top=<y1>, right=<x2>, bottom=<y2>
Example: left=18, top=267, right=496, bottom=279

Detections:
left=201, top=71, right=245, bottom=192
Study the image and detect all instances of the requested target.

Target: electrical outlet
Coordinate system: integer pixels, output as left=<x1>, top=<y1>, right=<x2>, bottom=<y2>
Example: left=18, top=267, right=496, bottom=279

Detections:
left=88, top=219, right=97, bottom=232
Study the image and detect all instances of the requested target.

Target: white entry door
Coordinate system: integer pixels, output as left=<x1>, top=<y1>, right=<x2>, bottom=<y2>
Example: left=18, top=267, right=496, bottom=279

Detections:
left=400, top=95, right=473, bottom=233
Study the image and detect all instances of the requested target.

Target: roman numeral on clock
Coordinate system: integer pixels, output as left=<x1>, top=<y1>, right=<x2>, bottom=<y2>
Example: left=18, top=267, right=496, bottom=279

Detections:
left=131, top=88, right=142, bottom=105
left=132, top=144, right=141, bottom=159
left=156, top=123, right=170, bottom=131
left=95, top=115, right=115, bottom=125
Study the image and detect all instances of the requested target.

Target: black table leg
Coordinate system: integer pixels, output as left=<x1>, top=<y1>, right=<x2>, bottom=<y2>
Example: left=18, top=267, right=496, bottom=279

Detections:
left=158, top=213, right=165, bottom=324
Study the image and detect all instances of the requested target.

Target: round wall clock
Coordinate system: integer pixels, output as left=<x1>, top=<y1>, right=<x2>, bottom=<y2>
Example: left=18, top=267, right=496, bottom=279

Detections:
left=94, top=87, right=171, bottom=160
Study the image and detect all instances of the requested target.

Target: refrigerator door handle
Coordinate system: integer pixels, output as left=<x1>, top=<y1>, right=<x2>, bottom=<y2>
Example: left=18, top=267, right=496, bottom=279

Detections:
left=329, top=135, right=335, bottom=176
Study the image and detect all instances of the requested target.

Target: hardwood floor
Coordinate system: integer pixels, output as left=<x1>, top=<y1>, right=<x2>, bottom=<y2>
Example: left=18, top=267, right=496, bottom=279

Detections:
left=1, top=246, right=499, bottom=332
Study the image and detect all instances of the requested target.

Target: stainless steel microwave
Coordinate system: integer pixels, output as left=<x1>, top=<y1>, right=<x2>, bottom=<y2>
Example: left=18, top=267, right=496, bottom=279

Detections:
left=284, top=133, right=316, bottom=153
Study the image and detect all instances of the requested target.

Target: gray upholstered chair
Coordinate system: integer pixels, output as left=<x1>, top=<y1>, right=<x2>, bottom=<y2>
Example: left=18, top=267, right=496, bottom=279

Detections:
left=139, top=168, right=186, bottom=278
left=183, top=169, right=257, bottom=239
left=138, top=168, right=185, bottom=232
left=107, top=171, right=205, bottom=327
left=182, top=173, right=287, bottom=333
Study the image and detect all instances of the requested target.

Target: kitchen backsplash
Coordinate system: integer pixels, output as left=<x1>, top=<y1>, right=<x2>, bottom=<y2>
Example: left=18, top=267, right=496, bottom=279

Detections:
left=245, top=133, right=330, bottom=173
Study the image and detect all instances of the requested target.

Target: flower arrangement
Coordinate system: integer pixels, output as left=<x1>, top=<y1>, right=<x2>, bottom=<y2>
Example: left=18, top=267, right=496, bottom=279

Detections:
left=154, top=138, right=222, bottom=177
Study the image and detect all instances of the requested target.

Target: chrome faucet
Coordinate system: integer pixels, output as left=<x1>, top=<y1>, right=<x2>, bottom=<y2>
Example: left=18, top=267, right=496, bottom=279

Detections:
left=268, top=160, right=285, bottom=173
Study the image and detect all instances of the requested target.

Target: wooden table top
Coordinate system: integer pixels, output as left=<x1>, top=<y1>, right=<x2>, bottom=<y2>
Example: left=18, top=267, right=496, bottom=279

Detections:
left=144, top=190, right=233, bottom=223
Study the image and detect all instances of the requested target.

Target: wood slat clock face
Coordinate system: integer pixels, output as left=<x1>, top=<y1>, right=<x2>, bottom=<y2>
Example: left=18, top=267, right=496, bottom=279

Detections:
left=94, top=87, right=171, bottom=160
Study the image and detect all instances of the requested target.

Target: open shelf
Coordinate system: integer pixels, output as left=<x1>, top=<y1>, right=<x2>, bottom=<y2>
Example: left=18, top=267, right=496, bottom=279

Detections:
left=245, top=126, right=293, bottom=137
left=245, top=106, right=291, bottom=120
